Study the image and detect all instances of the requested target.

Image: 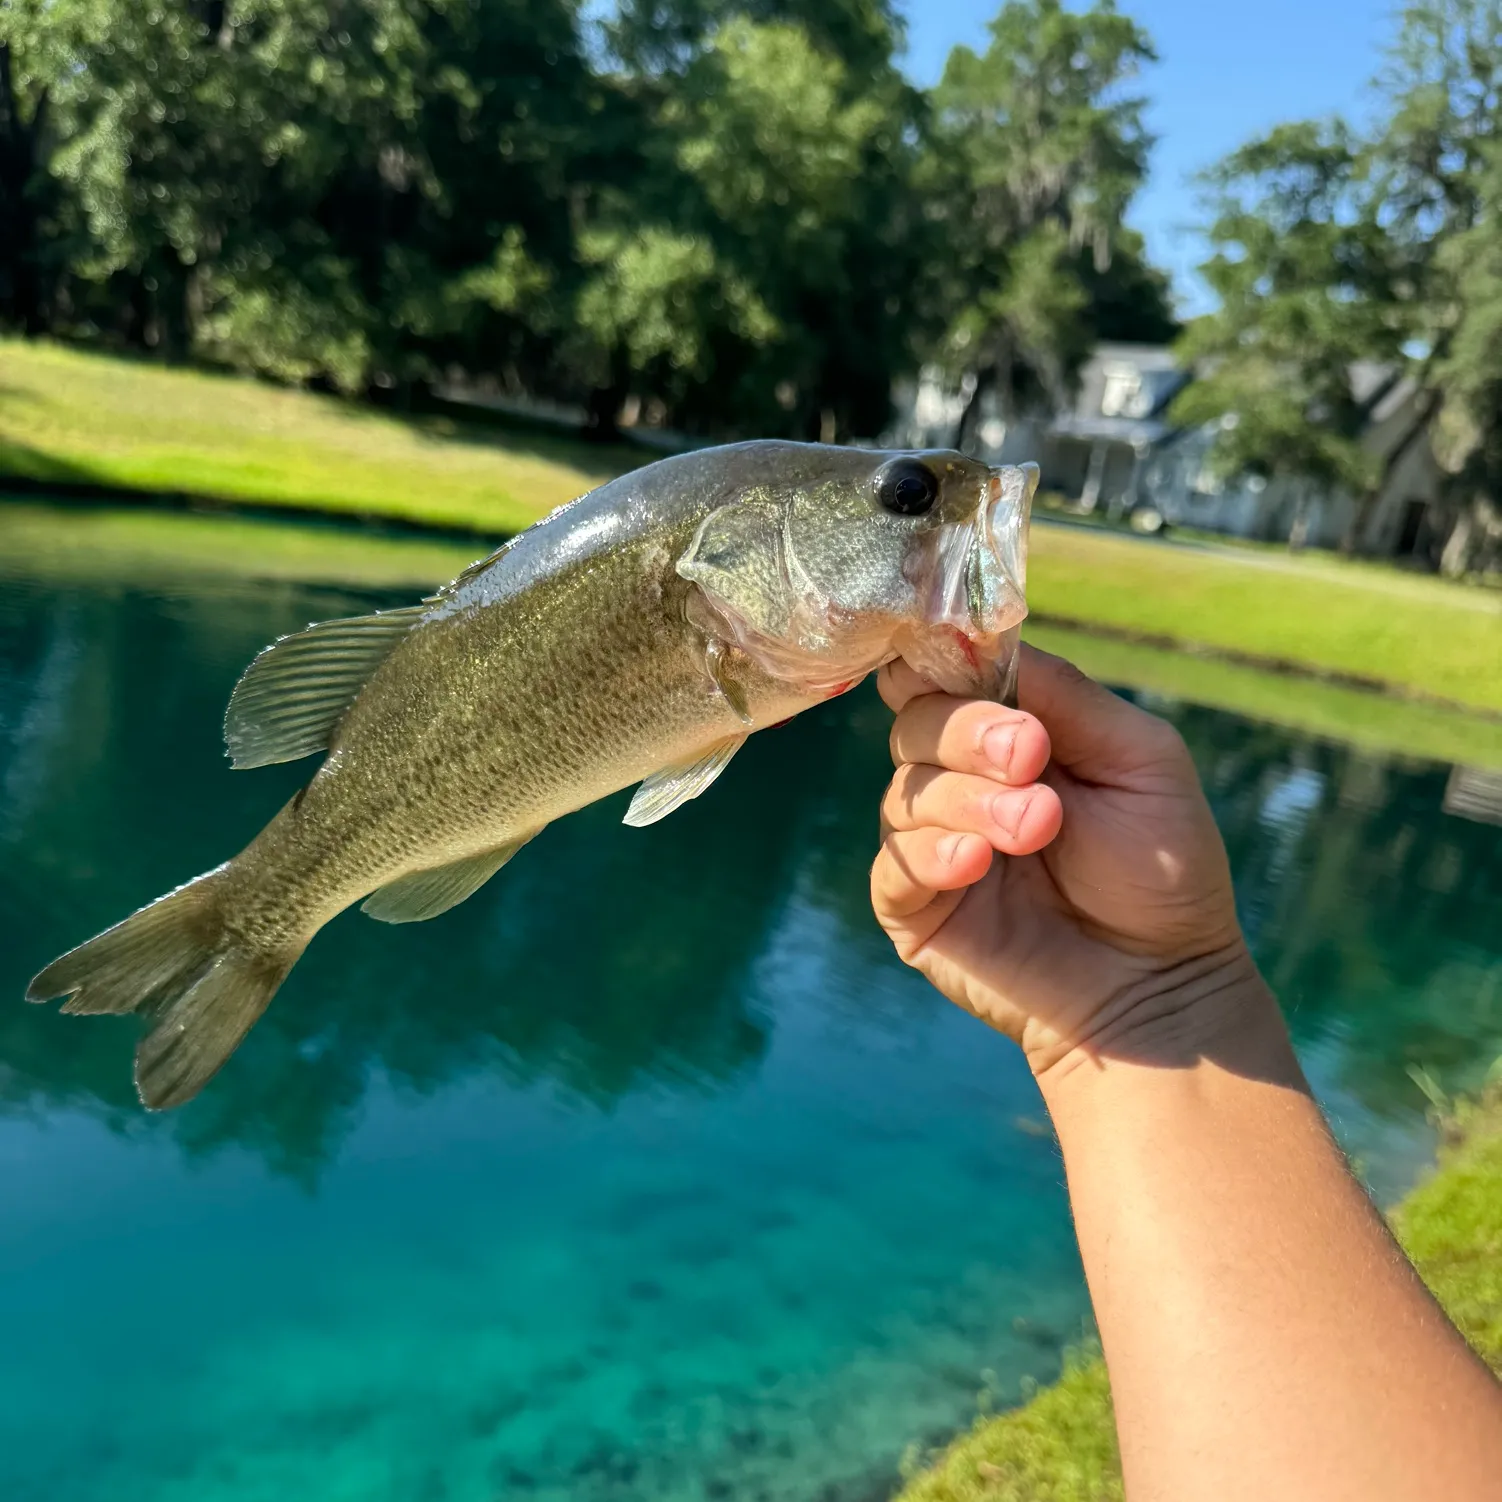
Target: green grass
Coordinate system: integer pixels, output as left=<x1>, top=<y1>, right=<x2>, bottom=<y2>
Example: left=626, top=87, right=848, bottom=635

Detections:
left=0, top=338, right=638, bottom=533
left=896, top=1085, right=1502, bottom=1502
left=1026, top=622, right=1502, bottom=770
left=1395, top=1083, right=1502, bottom=1375
left=2, top=337, right=1499, bottom=711
left=896, top=1355, right=1123, bottom=1502
left=1028, top=526, right=1502, bottom=714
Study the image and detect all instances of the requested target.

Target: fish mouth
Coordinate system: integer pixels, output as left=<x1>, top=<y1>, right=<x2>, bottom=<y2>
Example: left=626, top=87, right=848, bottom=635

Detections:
left=924, top=463, right=1036, bottom=639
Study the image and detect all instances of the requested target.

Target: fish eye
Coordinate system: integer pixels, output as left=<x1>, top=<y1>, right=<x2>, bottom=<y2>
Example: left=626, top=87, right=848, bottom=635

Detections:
left=876, top=459, right=940, bottom=517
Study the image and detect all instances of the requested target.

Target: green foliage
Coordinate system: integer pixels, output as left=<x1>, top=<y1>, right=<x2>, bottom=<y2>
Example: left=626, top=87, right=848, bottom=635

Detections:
left=574, top=224, right=778, bottom=379
left=607, top=0, right=903, bottom=75
left=924, top=0, right=1170, bottom=440
left=1173, top=122, right=1398, bottom=495
left=1179, top=1, right=1502, bottom=569
left=0, top=0, right=1174, bottom=443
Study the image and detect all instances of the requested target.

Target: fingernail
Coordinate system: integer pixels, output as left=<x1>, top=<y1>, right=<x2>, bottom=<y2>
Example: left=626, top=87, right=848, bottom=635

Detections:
left=983, top=724, right=1017, bottom=775
left=993, top=790, right=1033, bottom=839
left=938, top=833, right=966, bottom=865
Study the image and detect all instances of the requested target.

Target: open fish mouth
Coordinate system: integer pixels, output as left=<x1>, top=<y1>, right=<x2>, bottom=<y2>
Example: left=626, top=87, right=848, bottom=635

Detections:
left=923, top=463, right=1036, bottom=639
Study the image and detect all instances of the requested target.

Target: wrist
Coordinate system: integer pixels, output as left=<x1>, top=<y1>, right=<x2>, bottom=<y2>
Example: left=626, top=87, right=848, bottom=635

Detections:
left=1028, top=944, right=1304, bottom=1109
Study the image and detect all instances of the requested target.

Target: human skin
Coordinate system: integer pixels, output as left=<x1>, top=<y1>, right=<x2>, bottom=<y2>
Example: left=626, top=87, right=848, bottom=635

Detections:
left=870, top=645, right=1502, bottom=1502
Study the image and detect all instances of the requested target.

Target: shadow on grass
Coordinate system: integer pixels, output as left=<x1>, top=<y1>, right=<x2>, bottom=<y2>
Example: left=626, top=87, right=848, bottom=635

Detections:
left=0, top=438, right=116, bottom=491
left=410, top=390, right=652, bottom=477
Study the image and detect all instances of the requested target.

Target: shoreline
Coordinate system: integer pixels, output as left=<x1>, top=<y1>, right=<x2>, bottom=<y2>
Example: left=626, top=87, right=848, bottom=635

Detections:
left=4, top=483, right=1496, bottom=726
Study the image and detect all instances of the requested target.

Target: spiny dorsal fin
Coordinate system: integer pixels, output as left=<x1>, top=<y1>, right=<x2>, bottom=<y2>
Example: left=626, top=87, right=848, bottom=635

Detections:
left=623, top=737, right=745, bottom=828
left=225, top=605, right=426, bottom=770
left=360, top=832, right=540, bottom=924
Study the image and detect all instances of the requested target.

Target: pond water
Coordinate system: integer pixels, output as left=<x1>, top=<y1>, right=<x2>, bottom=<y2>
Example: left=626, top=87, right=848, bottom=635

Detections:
left=1, top=553, right=1499, bottom=1502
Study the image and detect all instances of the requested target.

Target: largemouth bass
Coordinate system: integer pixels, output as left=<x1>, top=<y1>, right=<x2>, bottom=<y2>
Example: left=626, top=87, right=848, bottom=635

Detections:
left=28, top=442, right=1035, bottom=1108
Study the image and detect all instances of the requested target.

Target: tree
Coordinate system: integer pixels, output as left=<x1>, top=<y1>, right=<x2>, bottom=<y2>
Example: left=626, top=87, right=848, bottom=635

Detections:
left=0, top=0, right=111, bottom=334
left=1, top=0, right=1172, bottom=453
left=1179, top=0, right=1502, bottom=572
left=575, top=13, right=924, bottom=440
left=924, top=0, right=1167, bottom=449
left=1380, top=0, right=1502, bottom=572
left=607, top=0, right=903, bottom=76
left=1171, top=122, right=1402, bottom=521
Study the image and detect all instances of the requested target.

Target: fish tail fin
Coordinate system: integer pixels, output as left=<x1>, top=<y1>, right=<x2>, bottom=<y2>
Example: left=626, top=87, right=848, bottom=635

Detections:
left=26, top=867, right=301, bottom=1110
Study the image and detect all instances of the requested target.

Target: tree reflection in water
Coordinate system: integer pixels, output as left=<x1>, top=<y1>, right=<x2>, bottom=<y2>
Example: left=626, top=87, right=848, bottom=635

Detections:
left=0, top=575, right=1498, bottom=1182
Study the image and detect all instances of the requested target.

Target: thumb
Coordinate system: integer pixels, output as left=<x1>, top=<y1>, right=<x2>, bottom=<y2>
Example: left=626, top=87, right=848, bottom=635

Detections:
left=1017, top=645, right=1186, bottom=783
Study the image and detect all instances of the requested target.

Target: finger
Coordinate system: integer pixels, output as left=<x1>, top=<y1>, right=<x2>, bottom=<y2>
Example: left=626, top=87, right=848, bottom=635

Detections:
left=870, top=827, right=993, bottom=923
left=883, top=765, right=1063, bottom=856
left=889, top=694, right=1052, bottom=786
left=1017, top=645, right=1187, bottom=780
left=877, top=658, right=944, bottom=714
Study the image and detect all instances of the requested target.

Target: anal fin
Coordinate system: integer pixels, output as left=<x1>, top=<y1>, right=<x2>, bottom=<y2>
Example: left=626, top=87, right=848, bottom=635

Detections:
left=624, top=737, right=745, bottom=828
left=360, top=832, right=539, bottom=924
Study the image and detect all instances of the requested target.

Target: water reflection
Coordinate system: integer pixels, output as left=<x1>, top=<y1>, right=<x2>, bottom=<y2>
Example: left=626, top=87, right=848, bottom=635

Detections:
left=1, top=578, right=1500, bottom=1182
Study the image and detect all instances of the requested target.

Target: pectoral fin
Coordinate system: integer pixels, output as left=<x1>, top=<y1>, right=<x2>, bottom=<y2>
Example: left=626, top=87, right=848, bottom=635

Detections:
left=360, top=833, right=540, bottom=924
left=624, top=737, right=746, bottom=828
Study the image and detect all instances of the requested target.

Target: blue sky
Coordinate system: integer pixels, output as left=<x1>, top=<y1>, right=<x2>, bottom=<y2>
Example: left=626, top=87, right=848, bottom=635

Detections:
left=899, top=0, right=1395, bottom=314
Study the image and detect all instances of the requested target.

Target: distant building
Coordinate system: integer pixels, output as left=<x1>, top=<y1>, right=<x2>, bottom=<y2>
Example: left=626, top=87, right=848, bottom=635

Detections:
left=886, top=345, right=1449, bottom=562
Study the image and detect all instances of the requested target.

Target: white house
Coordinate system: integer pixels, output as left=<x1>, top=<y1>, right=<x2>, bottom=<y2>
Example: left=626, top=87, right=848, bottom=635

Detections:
left=887, top=345, right=1450, bottom=561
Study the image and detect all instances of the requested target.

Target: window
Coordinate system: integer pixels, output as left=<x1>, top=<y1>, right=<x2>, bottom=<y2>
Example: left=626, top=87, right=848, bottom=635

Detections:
left=1100, top=363, right=1149, bottom=418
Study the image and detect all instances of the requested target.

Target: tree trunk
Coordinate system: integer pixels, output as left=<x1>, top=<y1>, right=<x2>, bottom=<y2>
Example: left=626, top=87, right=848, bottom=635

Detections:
left=951, top=366, right=993, bottom=453
left=1339, top=385, right=1444, bottom=556
left=0, top=45, right=51, bottom=335
left=1440, top=493, right=1502, bottom=578
left=583, top=347, right=631, bottom=442
left=584, top=379, right=628, bottom=442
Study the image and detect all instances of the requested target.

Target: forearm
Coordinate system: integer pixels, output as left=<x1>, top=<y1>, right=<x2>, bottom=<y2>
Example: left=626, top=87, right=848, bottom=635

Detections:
left=1040, top=952, right=1502, bottom=1502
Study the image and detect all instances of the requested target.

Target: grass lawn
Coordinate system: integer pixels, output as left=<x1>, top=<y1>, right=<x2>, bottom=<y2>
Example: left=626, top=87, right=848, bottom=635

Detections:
left=0, top=337, right=640, bottom=533
left=1028, top=622, right=1502, bottom=770
left=3, top=338, right=1500, bottom=712
left=1027, top=526, right=1502, bottom=714
left=896, top=1082, right=1502, bottom=1502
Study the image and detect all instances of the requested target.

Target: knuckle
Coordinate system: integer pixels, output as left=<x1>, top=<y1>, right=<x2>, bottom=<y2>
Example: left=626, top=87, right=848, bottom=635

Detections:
left=885, top=763, right=930, bottom=823
left=1144, top=715, right=1190, bottom=763
left=887, top=716, right=905, bottom=766
left=1052, top=657, right=1093, bottom=690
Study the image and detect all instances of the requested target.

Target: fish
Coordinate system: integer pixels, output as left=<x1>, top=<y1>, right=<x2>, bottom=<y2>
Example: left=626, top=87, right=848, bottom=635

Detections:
left=26, top=441, right=1036, bottom=1109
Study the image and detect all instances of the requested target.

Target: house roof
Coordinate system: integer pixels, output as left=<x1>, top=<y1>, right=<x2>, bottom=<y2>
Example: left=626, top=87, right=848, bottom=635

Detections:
left=1047, top=345, right=1424, bottom=454
left=1047, top=342, right=1192, bottom=448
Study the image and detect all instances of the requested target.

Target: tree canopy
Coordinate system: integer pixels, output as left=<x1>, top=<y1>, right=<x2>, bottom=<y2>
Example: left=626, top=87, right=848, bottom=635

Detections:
left=924, top=0, right=1174, bottom=445
left=1174, top=0, right=1502, bottom=571
left=0, top=0, right=1172, bottom=444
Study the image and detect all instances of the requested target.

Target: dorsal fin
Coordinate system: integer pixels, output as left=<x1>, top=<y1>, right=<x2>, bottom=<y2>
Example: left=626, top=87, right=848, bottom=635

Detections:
left=224, top=605, right=426, bottom=770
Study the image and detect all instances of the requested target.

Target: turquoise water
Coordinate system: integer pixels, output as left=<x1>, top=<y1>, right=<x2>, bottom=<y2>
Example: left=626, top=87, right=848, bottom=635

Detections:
left=1, top=563, right=1500, bottom=1501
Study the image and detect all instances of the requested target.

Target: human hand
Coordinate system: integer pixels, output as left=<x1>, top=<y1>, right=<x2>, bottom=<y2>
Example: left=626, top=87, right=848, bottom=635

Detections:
left=871, top=645, right=1261, bottom=1082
